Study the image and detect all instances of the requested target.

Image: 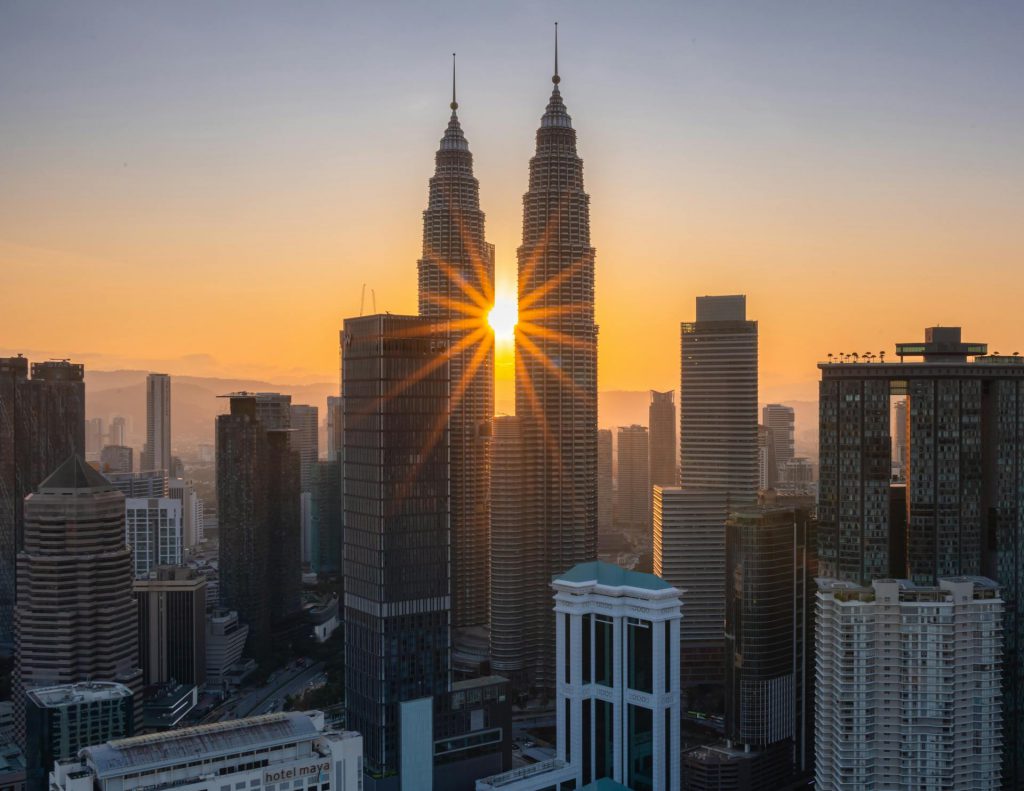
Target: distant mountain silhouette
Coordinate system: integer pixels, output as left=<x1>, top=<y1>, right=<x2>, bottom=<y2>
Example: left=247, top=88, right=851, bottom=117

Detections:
left=85, top=373, right=818, bottom=462
left=85, top=370, right=337, bottom=454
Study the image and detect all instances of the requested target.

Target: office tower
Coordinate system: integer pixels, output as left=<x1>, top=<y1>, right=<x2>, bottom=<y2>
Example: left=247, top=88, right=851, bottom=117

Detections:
left=105, top=470, right=167, bottom=499
left=289, top=404, right=318, bottom=492
left=311, top=459, right=341, bottom=576
left=168, top=477, right=203, bottom=547
left=341, top=314, right=450, bottom=777
left=205, top=610, right=249, bottom=689
left=23, top=682, right=134, bottom=791
left=86, top=417, right=104, bottom=459
left=756, top=425, right=778, bottom=490
left=892, top=398, right=907, bottom=481
left=141, top=373, right=171, bottom=473
left=817, top=327, right=1024, bottom=783
left=513, top=40, right=599, bottom=693
left=134, top=567, right=207, bottom=686
left=0, top=357, right=85, bottom=647
left=217, top=393, right=302, bottom=656
left=109, top=416, right=126, bottom=447
left=416, top=67, right=494, bottom=632
left=50, top=712, right=363, bottom=791
left=13, top=456, right=142, bottom=746
left=649, top=390, right=676, bottom=489
left=616, top=425, right=650, bottom=530
left=667, top=295, right=758, bottom=692
left=815, top=577, right=1003, bottom=791
left=290, top=404, right=318, bottom=570
left=489, top=416, right=526, bottom=682
left=326, top=395, right=343, bottom=460
left=761, top=404, right=794, bottom=481
left=680, top=295, right=759, bottom=498
left=724, top=506, right=816, bottom=784
left=597, top=429, right=613, bottom=535
left=478, top=561, right=682, bottom=791
left=99, top=445, right=133, bottom=474
left=653, top=486, right=728, bottom=687
left=124, top=498, right=182, bottom=578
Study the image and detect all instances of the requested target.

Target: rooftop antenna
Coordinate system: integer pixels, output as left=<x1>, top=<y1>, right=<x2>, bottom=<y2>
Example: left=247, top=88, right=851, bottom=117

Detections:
left=372, top=288, right=377, bottom=314
left=553, top=22, right=560, bottom=84
left=451, top=52, right=458, bottom=111
left=360, top=283, right=366, bottom=316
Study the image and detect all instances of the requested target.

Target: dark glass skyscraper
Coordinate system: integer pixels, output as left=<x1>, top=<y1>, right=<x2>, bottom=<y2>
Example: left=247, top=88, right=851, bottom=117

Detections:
left=818, top=326, right=1024, bottom=787
left=725, top=505, right=817, bottom=782
left=342, top=314, right=451, bottom=776
left=512, top=39, right=599, bottom=692
left=0, top=357, right=84, bottom=647
left=417, top=67, right=494, bottom=631
left=216, top=393, right=301, bottom=658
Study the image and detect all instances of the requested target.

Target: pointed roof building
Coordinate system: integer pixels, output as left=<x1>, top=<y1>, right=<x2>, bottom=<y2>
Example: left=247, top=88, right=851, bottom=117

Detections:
left=500, top=25, right=600, bottom=693
left=13, top=454, right=142, bottom=747
left=417, top=56, right=494, bottom=633
left=39, top=454, right=113, bottom=491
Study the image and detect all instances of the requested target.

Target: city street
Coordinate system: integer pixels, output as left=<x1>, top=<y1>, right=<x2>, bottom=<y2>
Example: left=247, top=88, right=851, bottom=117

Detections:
left=212, top=661, right=327, bottom=721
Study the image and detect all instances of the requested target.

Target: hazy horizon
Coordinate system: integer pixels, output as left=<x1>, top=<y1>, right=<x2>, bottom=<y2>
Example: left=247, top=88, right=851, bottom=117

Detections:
left=3, top=1, right=1023, bottom=400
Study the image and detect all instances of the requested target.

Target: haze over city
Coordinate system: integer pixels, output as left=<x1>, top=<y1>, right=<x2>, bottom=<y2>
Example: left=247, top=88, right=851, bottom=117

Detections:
left=5, top=2, right=1024, bottom=791
left=3, top=1, right=1023, bottom=403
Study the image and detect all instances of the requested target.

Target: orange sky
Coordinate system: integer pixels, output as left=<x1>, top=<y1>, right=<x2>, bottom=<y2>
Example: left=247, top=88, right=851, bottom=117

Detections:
left=2, top=3, right=1023, bottom=403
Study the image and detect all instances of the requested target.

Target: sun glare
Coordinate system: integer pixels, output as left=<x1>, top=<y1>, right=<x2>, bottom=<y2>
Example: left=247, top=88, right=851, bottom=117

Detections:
left=488, top=294, right=518, bottom=341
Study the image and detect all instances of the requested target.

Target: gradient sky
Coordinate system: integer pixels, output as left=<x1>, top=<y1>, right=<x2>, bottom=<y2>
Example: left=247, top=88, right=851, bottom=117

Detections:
left=2, top=1, right=1023, bottom=401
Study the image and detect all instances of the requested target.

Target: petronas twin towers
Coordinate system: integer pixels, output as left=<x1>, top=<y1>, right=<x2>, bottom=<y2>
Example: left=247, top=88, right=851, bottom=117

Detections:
left=416, top=40, right=597, bottom=690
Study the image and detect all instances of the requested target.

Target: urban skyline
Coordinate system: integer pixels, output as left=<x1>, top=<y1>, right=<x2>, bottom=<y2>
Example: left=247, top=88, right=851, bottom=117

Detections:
left=1, top=6, right=1021, bottom=791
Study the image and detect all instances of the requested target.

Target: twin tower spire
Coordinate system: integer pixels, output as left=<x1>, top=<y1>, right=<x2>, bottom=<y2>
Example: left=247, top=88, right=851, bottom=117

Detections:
left=417, top=25, right=597, bottom=693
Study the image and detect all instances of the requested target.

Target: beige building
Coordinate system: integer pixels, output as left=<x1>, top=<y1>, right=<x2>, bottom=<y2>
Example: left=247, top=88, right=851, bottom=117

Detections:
left=14, top=456, right=142, bottom=744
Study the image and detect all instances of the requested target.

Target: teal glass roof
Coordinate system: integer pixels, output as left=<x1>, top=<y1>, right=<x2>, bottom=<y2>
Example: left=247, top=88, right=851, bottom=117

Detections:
left=555, top=560, right=672, bottom=591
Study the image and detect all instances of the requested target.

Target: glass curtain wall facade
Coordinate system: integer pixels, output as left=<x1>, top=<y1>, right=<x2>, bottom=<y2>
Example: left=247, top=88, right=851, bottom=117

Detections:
left=342, top=314, right=451, bottom=778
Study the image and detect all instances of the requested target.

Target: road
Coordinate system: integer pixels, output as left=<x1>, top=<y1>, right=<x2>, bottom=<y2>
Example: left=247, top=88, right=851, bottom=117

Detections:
left=223, top=662, right=327, bottom=720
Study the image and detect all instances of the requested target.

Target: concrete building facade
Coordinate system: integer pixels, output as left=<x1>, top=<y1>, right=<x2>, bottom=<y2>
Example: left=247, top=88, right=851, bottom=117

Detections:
left=0, top=357, right=85, bottom=647
left=814, top=577, right=1003, bottom=791
left=14, top=457, right=142, bottom=745
left=50, top=712, right=362, bottom=791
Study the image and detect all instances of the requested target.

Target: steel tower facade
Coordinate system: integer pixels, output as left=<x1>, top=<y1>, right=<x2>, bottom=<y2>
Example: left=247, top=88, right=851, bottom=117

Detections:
left=417, top=66, right=494, bottom=630
left=513, top=42, right=599, bottom=691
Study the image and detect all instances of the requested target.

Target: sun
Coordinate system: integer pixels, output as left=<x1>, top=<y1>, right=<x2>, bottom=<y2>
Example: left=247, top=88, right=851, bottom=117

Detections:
left=488, top=293, right=518, bottom=341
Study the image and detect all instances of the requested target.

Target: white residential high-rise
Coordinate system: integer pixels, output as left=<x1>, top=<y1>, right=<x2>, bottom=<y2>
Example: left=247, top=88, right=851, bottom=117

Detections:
left=168, top=478, right=203, bottom=547
left=142, top=373, right=171, bottom=474
left=477, top=560, right=682, bottom=791
left=815, top=577, right=1003, bottom=791
left=125, top=498, right=183, bottom=578
left=653, top=486, right=728, bottom=687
